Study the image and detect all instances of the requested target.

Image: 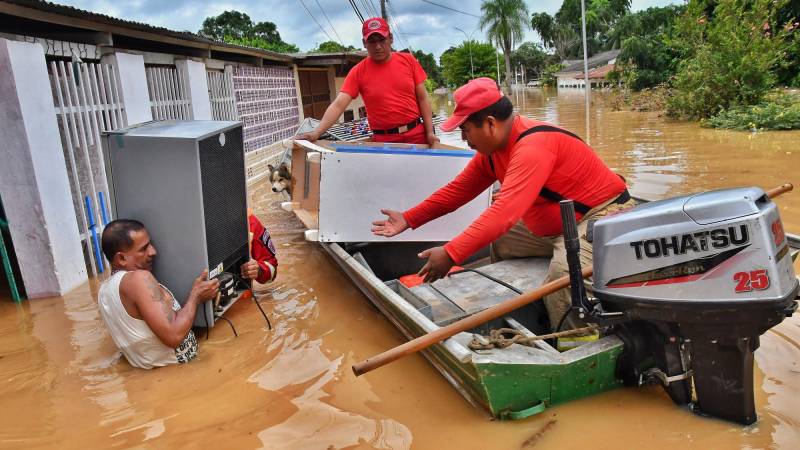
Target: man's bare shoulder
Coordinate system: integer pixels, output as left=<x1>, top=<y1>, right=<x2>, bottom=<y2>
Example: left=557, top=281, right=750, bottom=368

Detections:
left=119, top=270, right=161, bottom=301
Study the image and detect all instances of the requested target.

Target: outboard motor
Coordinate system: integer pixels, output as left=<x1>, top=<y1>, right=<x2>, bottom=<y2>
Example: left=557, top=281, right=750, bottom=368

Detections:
left=587, top=187, right=798, bottom=424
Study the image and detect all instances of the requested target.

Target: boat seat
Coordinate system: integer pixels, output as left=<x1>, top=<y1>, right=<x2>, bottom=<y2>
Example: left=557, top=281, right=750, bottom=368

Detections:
left=407, top=258, right=551, bottom=325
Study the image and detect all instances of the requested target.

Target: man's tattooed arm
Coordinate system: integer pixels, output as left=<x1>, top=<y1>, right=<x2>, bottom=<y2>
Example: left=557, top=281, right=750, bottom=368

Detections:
left=145, top=273, right=175, bottom=323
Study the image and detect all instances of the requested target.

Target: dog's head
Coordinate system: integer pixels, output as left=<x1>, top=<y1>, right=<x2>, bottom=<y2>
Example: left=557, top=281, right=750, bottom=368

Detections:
left=268, top=163, right=292, bottom=194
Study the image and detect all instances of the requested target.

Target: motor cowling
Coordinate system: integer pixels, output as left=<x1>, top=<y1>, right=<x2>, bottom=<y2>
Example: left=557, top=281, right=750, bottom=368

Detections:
left=591, top=187, right=798, bottom=424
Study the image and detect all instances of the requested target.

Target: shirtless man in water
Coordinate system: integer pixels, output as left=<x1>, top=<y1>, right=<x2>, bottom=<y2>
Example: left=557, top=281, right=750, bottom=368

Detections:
left=98, top=219, right=219, bottom=369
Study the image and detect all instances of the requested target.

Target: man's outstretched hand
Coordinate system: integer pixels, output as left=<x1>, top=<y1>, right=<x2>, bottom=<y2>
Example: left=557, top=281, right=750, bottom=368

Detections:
left=296, top=130, right=321, bottom=142
left=372, top=209, right=409, bottom=237
left=417, top=246, right=455, bottom=283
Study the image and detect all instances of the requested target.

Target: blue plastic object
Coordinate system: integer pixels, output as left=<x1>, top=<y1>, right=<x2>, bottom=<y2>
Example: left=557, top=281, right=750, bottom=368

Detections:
left=84, top=196, right=104, bottom=273
left=331, top=144, right=474, bottom=158
left=98, top=191, right=109, bottom=226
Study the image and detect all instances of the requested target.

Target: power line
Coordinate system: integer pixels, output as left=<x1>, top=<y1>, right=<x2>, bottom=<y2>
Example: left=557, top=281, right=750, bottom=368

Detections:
left=386, top=1, right=412, bottom=50
left=348, top=0, right=365, bottom=22
left=359, top=0, right=377, bottom=18
left=419, top=0, right=480, bottom=18
left=298, top=0, right=336, bottom=43
left=313, top=0, right=344, bottom=45
left=368, top=0, right=381, bottom=18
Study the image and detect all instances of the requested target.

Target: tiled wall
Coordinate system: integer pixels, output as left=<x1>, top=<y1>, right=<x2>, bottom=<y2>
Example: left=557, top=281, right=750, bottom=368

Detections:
left=233, top=66, right=300, bottom=153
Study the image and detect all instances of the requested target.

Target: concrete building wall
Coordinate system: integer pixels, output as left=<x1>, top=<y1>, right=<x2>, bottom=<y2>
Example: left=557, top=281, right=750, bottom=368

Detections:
left=101, top=52, right=152, bottom=125
left=176, top=59, right=211, bottom=120
left=0, top=39, right=87, bottom=297
left=335, top=76, right=366, bottom=121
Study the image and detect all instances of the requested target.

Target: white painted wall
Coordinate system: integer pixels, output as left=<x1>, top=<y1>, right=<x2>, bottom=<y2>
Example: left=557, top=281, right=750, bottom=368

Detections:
left=176, top=59, right=211, bottom=120
left=335, top=76, right=365, bottom=121
left=101, top=51, right=152, bottom=125
left=0, top=39, right=88, bottom=297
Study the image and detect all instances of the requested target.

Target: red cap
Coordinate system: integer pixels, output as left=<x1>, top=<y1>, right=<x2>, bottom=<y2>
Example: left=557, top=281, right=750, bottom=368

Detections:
left=440, top=78, right=503, bottom=132
left=362, top=17, right=390, bottom=39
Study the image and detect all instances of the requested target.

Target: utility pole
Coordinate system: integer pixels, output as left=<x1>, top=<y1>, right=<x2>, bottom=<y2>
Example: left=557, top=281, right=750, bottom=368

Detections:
left=380, top=0, right=388, bottom=20
left=580, top=0, right=591, bottom=143
left=454, top=27, right=475, bottom=79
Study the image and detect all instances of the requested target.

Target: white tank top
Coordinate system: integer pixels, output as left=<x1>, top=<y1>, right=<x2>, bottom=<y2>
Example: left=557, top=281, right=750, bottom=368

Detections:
left=98, top=271, right=198, bottom=369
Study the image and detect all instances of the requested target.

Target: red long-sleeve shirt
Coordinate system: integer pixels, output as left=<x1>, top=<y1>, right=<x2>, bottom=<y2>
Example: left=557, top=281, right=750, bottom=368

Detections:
left=403, top=115, right=625, bottom=264
left=249, top=214, right=278, bottom=284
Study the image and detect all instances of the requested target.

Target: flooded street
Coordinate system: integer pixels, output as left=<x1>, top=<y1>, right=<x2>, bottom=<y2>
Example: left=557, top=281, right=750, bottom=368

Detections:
left=2, top=89, right=800, bottom=449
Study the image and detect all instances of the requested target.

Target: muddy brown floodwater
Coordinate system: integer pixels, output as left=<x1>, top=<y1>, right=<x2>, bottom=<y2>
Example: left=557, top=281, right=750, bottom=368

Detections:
left=1, top=88, right=799, bottom=449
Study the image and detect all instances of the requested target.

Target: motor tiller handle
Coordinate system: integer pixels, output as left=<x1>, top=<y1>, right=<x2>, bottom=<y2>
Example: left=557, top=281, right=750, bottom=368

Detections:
left=560, top=200, right=590, bottom=314
left=765, top=183, right=793, bottom=199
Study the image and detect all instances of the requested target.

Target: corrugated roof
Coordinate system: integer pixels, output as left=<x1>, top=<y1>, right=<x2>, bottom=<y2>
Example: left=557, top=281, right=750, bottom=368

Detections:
left=575, top=64, right=616, bottom=79
left=555, top=50, right=621, bottom=74
left=0, top=0, right=293, bottom=61
left=292, top=51, right=367, bottom=59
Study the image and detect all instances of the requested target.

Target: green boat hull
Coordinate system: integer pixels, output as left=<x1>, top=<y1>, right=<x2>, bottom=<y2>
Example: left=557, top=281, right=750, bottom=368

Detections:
left=323, top=242, right=624, bottom=420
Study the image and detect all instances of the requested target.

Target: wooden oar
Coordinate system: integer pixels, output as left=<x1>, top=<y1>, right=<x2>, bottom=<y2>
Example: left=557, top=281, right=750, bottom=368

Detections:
left=766, top=183, right=793, bottom=199
left=351, top=183, right=794, bottom=377
left=352, top=266, right=593, bottom=376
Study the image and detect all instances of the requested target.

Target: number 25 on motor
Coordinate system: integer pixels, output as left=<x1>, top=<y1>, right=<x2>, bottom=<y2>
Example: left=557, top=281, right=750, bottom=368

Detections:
left=734, top=269, right=770, bottom=293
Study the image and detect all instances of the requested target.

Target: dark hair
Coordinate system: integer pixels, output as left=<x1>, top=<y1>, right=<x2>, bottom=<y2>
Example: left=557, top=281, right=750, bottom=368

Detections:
left=465, top=96, right=514, bottom=127
left=101, top=219, right=145, bottom=262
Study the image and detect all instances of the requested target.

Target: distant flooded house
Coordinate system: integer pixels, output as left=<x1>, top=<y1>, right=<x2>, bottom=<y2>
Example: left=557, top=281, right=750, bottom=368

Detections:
left=555, top=50, right=620, bottom=89
left=0, top=0, right=364, bottom=299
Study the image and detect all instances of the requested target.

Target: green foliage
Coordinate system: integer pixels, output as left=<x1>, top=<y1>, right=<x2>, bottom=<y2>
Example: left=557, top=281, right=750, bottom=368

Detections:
left=413, top=50, right=445, bottom=87
left=612, top=6, right=685, bottom=90
left=540, top=63, right=564, bottom=87
left=667, top=0, right=790, bottom=119
left=480, top=0, right=530, bottom=88
left=704, top=91, right=800, bottom=130
left=199, top=10, right=297, bottom=53
left=440, top=41, right=503, bottom=87
left=225, top=36, right=299, bottom=54
left=531, top=12, right=580, bottom=61
left=424, top=78, right=436, bottom=94
left=311, top=41, right=357, bottom=53
left=511, top=42, right=552, bottom=80
left=533, top=0, right=631, bottom=59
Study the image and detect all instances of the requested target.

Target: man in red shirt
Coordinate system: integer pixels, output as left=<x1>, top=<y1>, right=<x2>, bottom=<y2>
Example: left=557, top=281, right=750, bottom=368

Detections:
left=298, top=17, right=438, bottom=146
left=372, top=77, right=634, bottom=332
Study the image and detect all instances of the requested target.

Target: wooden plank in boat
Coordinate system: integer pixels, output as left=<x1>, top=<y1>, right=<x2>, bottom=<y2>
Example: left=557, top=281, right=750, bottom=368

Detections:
left=409, top=258, right=551, bottom=324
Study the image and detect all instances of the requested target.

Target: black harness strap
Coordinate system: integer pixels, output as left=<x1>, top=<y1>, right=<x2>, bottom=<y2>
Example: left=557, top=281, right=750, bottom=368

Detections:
left=487, top=125, right=594, bottom=215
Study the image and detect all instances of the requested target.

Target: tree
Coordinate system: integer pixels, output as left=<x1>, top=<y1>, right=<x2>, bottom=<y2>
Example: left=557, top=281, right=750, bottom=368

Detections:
left=533, top=0, right=631, bottom=60
left=668, top=0, right=791, bottom=118
left=440, top=41, right=504, bottom=87
left=479, top=0, right=530, bottom=89
left=511, top=42, right=551, bottom=80
left=612, top=5, right=685, bottom=90
left=200, top=11, right=255, bottom=41
left=227, top=36, right=299, bottom=54
left=413, top=50, right=444, bottom=87
left=199, top=10, right=298, bottom=53
left=311, top=41, right=358, bottom=53
left=532, top=12, right=580, bottom=61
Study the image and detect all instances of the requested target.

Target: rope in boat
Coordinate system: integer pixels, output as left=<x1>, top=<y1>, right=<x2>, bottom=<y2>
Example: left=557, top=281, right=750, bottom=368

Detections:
left=468, top=325, right=599, bottom=350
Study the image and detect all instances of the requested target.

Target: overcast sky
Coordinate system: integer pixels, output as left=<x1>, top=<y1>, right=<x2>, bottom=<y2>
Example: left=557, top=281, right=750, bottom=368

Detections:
left=58, top=0, right=683, bottom=58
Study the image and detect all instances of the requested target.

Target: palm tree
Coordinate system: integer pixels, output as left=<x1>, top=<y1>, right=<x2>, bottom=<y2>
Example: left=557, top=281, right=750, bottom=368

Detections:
left=479, top=0, right=530, bottom=90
